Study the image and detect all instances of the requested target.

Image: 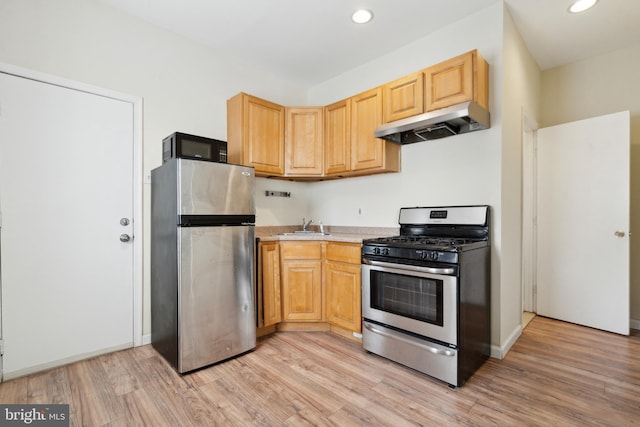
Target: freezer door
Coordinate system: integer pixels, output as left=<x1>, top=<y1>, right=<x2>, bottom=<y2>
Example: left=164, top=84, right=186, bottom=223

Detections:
left=177, top=225, right=256, bottom=372
left=178, top=159, right=255, bottom=216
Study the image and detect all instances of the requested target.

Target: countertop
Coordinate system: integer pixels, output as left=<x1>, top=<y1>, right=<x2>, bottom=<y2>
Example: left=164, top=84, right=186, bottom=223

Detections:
left=256, top=225, right=398, bottom=244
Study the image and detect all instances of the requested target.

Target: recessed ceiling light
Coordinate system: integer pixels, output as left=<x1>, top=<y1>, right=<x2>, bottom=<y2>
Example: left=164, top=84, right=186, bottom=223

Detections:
left=568, top=0, right=599, bottom=13
left=352, top=9, right=373, bottom=24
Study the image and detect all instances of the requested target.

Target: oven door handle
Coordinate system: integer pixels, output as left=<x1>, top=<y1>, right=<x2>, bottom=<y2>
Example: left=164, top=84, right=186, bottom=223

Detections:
left=364, top=322, right=456, bottom=357
left=362, top=259, right=456, bottom=275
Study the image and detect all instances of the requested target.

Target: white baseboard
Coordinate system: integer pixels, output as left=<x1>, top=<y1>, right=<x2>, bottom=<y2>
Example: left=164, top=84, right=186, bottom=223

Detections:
left=3, top=342, right=132, bottom=381
left=490, top=324, right=522, bottom=360
left=630, top=318, right=640, bottom=330
left=141, top=334, right=152, bottom=345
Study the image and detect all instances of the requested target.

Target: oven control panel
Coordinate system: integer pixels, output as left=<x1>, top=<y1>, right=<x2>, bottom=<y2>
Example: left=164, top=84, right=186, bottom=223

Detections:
left=417, top=250, right=439, bottom=261
left=371, top=247, right=390, bottom=256
left=362, top=244, right=459, bottom=264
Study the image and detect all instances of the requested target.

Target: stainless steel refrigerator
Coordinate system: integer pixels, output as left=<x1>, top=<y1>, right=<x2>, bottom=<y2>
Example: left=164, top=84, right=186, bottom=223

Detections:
left=150, top=158, right=256, bottom=373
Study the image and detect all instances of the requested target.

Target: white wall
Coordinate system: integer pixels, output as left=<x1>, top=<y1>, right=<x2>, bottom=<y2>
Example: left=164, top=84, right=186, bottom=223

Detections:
left=0, top=0, right=309, bottom=336
left=500, top=7, right=542, bottom=351
left=541, top=44, right=640, bottom=325
left=255, top=179, right=310, bottom=225
left=305, top=4, right=506, bottom=348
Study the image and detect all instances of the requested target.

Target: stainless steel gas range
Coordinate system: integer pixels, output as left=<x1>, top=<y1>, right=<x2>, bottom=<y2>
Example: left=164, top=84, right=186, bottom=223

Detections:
left=361, top=205, right=490, bottom=387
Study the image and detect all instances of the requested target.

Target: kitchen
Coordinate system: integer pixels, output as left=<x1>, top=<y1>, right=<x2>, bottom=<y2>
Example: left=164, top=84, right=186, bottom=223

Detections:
left=0, top=0, right=639, bottom=424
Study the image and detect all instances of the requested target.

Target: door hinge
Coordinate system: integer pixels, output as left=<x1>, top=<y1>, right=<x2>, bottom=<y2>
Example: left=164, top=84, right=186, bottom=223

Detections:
left=0, top=340, right=4, bottom=356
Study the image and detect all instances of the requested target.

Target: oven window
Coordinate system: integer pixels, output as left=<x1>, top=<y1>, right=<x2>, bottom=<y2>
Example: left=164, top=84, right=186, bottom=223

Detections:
left=370, top=270, right=444, bottom=326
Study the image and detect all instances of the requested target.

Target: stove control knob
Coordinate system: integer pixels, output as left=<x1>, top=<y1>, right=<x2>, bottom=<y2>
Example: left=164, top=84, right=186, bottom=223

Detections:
left=382, top=248, right=390, bottom=256
left=373, top=247, right=380, bottom=255
left=430, top=252, right=439, bottom=261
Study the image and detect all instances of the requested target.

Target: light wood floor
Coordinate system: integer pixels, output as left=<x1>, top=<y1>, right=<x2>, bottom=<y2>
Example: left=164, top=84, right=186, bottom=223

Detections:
left=1, top=316, right=639, bottom=426
left=523, top=311, right=536, bottom=329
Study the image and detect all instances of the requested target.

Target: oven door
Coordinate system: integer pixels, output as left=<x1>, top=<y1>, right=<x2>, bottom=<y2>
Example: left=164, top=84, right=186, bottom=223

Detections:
left=361, top=259, right=458, bottom=346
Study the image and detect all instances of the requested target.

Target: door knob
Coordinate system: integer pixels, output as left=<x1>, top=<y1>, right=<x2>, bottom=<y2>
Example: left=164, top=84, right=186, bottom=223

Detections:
left=614, top=230, right=625, bottom=238
left=120, top=234, right=132, bottom=242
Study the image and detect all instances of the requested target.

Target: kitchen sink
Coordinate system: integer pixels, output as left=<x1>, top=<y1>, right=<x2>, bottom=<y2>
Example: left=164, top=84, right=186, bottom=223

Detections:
left=277, top=231, right=331, bottom=236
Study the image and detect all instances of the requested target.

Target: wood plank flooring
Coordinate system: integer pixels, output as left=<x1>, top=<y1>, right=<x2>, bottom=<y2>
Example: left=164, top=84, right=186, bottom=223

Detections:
left=1, top=316, right=639, bottom=426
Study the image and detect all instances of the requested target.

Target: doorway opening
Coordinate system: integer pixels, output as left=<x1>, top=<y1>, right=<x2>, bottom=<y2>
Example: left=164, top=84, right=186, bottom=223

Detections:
left=521, top=110, right=538, bottom=329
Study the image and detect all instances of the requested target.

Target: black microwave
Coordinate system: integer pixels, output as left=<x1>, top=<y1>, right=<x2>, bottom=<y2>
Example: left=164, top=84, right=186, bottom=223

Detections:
left=162, top=132, right=227, bottom=163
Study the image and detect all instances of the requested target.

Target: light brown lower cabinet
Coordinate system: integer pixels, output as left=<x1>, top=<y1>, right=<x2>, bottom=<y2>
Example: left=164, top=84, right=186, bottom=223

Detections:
left=259, top=240, right=362, bottom=335
left=325, top=242, right=362, bottom=333
left=259, top=241, right=281, bottom=327
left=280, top=242, right=323, bottom=321
left=325, top=261, right=361, bottom=332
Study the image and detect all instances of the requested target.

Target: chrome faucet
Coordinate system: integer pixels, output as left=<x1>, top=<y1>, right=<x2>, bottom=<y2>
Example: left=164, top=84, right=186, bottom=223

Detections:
left=302, top=218, right=313, bottom=231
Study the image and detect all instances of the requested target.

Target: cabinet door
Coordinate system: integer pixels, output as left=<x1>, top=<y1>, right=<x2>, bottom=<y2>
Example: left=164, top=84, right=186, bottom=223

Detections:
left=424, top=51, right=473, bottom=111
left=324, top=99, right=351, bottom=176
left=281, top=260, right=323, bottom=321
left=246, top=95, right=285, bottom=174
left=383, top=72, right=424, bottom=123
left=260, top=242, right=281, bottom=327
left=285, top=107, right=324, bottom=176
left=227, top=93, right=284, bottom=175
left=350, top=87, right=384, bottom=171
left=325, top=261, right=361, bottom=332
left=280, top=241, right=323, bottom=260
left=326, top=242, right=361, bottom=264
left=424, top=50, right=487, bottom=112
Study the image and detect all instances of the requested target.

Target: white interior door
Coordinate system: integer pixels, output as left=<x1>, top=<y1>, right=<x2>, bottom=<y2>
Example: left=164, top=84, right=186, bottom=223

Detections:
left=536, top=111, right=630, bottom=335
left=0, top=71, right=136, bottom=379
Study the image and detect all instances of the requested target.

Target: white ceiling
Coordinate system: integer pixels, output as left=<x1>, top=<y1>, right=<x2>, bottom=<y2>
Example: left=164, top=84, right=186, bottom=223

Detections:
left=505, top=0, right=640, bottom=70
left=96, top=0, right=640, bottom=85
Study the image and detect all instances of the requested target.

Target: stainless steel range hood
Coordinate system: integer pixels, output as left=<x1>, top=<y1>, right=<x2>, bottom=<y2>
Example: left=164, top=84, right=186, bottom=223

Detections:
left=374, top=101, right=490, bottom=144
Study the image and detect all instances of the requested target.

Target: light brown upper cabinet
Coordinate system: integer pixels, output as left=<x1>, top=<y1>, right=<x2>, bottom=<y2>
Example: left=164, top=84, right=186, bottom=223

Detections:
left=324, top=99, right=351, bottom=176
left=423, top=49, right=489, bottom=112
left=285, top=107, right=324, bottom=177
left=226, top=49, right=488, bottom=180
left=383, top=72, right=424, bottom=123
left=227, top=92, right=285, bottom=177
left=351, top=87, right=400, bottom=173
